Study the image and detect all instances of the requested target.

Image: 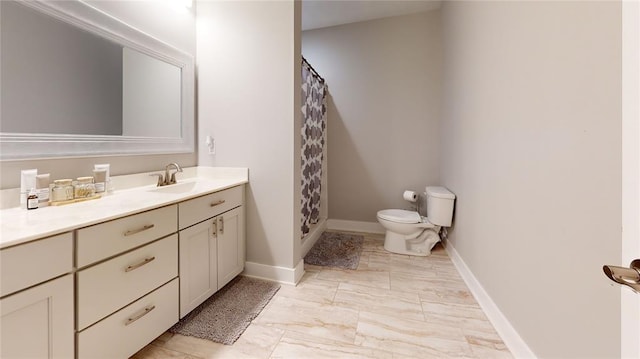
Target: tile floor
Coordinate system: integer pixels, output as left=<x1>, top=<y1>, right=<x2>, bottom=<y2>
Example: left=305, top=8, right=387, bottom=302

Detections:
left=132, top=232, right=513, bottom=359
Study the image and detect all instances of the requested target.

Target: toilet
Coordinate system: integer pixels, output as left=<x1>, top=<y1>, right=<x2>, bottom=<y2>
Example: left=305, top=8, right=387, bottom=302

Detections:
left=377, top=186, right=455, bottom=256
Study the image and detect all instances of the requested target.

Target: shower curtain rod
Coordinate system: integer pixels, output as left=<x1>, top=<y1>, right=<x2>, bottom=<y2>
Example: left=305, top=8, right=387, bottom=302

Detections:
left=302, top=56, right=325, bottom=84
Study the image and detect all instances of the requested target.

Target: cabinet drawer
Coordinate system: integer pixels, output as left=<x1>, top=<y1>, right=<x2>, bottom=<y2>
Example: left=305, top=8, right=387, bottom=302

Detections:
left=179, top=185, right=243, bottom=229
left=77, top=278, right=178, bottom=359
left=1, top=232, right=72, bottom=297
left=76, top=205, right=177, bottom=267
left=76, top=235, right=177, bottom=330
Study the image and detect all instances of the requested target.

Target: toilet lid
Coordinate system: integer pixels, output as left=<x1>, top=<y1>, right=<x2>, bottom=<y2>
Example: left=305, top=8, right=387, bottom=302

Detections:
left=377, top=209, right=422, bottom=224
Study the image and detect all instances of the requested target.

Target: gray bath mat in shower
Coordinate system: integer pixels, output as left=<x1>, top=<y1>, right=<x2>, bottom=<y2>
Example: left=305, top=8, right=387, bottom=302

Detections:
left=304, top=231, right=364, bottom=269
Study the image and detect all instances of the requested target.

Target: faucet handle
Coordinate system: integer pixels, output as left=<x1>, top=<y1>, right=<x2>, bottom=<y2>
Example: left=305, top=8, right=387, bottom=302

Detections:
left=149, top=173, right=164, bottom=187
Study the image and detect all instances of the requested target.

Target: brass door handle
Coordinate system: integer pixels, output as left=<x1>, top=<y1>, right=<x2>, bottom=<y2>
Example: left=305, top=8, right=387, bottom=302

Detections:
left=125, top=256, right=156, bottom=272
left=125, top=305, right=155, bottom=326
left=603, top=259, right=640, bottom=293
left=124, top=224, right=155, bottom=237
left=210, top=200, right=225, bottom=207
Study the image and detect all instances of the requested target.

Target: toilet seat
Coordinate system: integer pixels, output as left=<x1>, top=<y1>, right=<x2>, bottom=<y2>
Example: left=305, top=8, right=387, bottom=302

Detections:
left=377, top=209, right=423, bottom=224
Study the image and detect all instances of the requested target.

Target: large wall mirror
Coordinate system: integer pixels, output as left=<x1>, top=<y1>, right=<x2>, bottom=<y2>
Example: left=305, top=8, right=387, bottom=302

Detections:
left=0, top=0, right=195, bottom=160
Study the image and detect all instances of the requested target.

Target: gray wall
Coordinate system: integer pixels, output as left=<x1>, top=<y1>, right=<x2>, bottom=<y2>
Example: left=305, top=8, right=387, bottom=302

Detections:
left=197, top=0, right=302, bottom=269
left=0, top=1, right=197, bottom=189
left=440, top=1, right=622, bottom=357
left=1, top=0, right=122, bottom=135
left=302, top=11, right=442, bottom=222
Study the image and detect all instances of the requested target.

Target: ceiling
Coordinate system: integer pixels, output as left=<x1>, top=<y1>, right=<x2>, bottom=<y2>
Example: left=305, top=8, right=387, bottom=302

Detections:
left=301, top=0, right=442, bottom=31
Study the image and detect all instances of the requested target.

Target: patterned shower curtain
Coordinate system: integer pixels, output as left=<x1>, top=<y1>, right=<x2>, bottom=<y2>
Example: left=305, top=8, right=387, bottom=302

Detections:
left=301, top=58, right=327, bottom=237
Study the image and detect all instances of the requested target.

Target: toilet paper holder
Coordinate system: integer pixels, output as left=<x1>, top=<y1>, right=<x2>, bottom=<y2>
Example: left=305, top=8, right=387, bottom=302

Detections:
left=403, top=190, right=417, bottom=203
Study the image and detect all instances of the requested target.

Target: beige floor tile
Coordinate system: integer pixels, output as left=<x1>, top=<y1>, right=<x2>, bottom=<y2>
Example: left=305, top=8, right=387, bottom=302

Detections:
left=389, top=256, right=439, bottom=277
left=362, top=237, right=387, bottom=254
left=270, top=330, right=393, bottom=359
left=434, top=266, right=464, bottom=280
left=469, top=344, right=515, bottom=359
left=147, top=334, right=222, bottom=359
left=254, top=296, right=359, bottom=344
left=131, top=344, right=200, bottom=359
left=303, top=264, right=324, bottom=273
left=131, top=231, right=511, bottom=359
left=424, top=312, right=499, bottom=333
left=419, top=287, right=479, bottom=306
left=153, top=324, right=284, bottom=359
left=333, top=282, right=424, bottom=321
left=275, top=275, right=339, bottom=305
left=390, top=271, right=468, bottom=293
left=356, top=251, right=392, bottom=271
left=421, top=301, right=486, bottom=321
left=355, top=311, right=473, bottom=358
left=316, top=267, right=391, bottom=289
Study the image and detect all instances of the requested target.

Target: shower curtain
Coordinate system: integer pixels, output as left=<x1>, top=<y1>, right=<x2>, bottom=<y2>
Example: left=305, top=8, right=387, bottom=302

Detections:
left=301, top=58, right=327, bottom=237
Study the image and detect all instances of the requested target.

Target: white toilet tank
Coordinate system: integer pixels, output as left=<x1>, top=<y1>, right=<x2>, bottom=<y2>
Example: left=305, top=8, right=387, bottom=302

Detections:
left=425, top=186, right=455, bottom=227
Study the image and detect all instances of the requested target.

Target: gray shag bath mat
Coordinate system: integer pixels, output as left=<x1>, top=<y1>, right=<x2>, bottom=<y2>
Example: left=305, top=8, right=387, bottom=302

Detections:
left=168, top=276, right=280, bottom=345
left=304, top=231, right=364, bottom=269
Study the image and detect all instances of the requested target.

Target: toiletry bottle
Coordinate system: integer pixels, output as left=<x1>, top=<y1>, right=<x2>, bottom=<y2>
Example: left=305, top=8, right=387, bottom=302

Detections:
left=94, top=164, right=112, bottom=193
left=36, top=173, right=50, bottom=207
left=27, top=189, right=38, bottom=210
left=20, top=169, right=38, bottom=208
left=93, top=169, right=107, bottom=193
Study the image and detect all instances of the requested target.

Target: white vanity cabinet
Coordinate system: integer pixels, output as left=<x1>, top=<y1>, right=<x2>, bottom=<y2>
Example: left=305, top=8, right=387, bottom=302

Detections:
left=217, top=206, right=245, bottom=289
left=178, top=185, right=245, bottom=318
left=0, top=169, right=247, bottom=359
left=75, top=205, right=179, bottom=359
left=0, top=233, right=74, bottom=359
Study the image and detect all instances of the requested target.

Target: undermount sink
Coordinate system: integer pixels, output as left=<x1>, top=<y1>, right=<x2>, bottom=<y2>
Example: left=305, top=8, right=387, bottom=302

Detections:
left=148, top=181, right=197, bottom=194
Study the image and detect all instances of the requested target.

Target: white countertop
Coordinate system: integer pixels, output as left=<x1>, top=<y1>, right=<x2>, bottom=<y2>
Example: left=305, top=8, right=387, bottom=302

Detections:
left=0, top=166, right=248, bottom=249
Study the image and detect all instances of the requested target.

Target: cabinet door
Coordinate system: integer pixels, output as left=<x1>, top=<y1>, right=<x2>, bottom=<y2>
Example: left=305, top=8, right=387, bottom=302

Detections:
left=217, top=206, right=245, bottom=289
left=178, top=219, right=217, bottom=318
left=0, top=275, right=74, bottom=359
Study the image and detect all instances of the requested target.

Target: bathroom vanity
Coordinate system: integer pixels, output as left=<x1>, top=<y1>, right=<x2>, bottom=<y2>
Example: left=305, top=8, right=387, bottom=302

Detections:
left=0, top=167, right=247, bottom=358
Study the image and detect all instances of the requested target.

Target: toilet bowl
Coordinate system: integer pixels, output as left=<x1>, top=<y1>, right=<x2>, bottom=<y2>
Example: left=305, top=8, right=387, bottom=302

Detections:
left=377, top=186, right=455, bottom=256
left=377, top=209, right=441, bottom=256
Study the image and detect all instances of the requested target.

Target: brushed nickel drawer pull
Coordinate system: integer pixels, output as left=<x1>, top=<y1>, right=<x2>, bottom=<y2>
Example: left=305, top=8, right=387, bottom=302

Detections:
left=210, top=199, right=226, bottom=207
left=125, top=305, right=156, bottom=326
left=125, top=256, right=156, bottom=272
left=124, top=224, right=155, bottom=237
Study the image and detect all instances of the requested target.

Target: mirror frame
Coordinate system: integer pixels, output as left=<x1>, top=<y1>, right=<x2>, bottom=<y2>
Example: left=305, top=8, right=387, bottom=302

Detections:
left=0, top=0, right=195, bottom=160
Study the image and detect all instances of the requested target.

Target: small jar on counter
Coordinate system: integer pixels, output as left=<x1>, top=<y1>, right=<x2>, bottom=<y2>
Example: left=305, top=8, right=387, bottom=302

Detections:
left=51, top=179, right=74, bottom=202
left=74, top=177, right=96, bottom=199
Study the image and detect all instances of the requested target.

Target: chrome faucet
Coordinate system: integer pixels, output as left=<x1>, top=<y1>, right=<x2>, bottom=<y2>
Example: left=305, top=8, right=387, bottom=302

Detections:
left=164, top=162, right=183, bottom=185
left=150, top=162, right=183, bottom=187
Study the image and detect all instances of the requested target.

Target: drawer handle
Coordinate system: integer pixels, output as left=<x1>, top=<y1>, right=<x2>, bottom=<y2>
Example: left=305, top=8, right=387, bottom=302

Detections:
left=124, top=224, right=155, bottom=237
left=125, top=305, right=156, bottom=326
left=125, top=256, right=156, bottom=272
left=210, top=199, right=226, bottom=207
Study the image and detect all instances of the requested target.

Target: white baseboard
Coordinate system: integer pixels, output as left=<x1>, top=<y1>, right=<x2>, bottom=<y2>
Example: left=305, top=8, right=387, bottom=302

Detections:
left=301, top=218, right=327, bottom=258
left=243, top=259, right=305, bottom=285
left=326, top=219, right=385, bottom=234
left=445, top=242, right=537, bottom=359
